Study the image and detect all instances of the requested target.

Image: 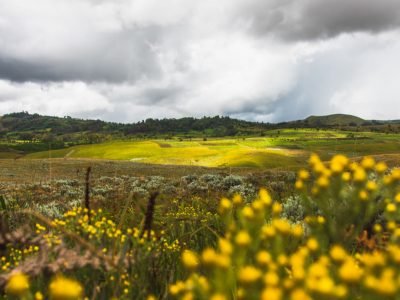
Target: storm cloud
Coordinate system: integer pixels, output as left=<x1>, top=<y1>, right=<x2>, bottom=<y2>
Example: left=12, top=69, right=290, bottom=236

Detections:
left=0, top=0, right=399, bottom=122
left=242, top=0, right=400, bottom=40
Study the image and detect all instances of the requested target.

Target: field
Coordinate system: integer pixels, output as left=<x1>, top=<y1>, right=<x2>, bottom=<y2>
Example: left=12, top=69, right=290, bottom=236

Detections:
left=25, top=129, right=400, bottom=169
left=1, top=129, right=400, bottom=299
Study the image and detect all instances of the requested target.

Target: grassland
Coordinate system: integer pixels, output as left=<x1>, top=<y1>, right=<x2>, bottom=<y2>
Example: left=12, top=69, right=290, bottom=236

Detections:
left=1, top=152, right=400, bottom=299
left=1, top=127, right=400, bottom=299
left=25, top=129, right=400, bottom=169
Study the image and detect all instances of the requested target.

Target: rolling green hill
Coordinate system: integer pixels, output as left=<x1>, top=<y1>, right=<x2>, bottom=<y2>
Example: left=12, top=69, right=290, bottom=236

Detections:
left=0, top=112, right=270, bottom=140
left=304, top=114, right=365, bottom=126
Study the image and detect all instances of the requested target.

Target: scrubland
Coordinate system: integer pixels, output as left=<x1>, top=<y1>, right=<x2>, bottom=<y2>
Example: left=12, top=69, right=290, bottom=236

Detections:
left=0, top=129, right=400, bottom=299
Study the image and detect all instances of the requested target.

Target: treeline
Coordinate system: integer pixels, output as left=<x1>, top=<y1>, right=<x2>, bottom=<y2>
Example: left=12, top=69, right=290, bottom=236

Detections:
left=122, top=116, right=261, bottom=135
left=0, top=112, right=122, bottom=134
left=0, top=112, right=271, bottom=143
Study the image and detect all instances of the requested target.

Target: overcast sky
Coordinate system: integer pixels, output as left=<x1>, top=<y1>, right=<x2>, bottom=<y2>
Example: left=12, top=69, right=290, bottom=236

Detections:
left=0, top=0, right=399, bottom=122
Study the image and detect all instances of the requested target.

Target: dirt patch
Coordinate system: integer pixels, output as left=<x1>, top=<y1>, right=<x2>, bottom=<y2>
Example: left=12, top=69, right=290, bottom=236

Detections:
left=155, top=142, right=172, bottom=148
left=200, top=142, right=237, bottom=146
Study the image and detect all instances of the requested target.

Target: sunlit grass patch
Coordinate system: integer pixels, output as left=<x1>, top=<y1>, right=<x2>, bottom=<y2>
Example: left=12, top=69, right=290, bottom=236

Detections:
left=24, top=129, right=400, bottom=169
left=213, top=149, right=305, bottom=168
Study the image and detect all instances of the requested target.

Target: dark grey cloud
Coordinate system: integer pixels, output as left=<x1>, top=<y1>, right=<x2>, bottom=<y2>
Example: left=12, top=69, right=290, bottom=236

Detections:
left=0, top=26, right=164, bottom=83
left=243, top=0, right=400, bottom=40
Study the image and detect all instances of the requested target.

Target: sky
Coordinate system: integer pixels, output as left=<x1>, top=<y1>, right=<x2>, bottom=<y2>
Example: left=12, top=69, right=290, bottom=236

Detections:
left=0, top=0, right=399, bottom=123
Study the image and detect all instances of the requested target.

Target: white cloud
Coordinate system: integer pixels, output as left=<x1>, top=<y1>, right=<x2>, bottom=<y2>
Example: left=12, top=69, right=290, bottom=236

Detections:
left=0, top=0, right=399, bottom=122
left=0, top=81, right=112, bottom=118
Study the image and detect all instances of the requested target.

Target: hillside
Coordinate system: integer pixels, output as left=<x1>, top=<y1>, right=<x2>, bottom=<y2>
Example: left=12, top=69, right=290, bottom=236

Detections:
left=0, top=112, right=121, bottom=133
left=0, top=112, right=270, bottom=142
left=304, top=114, right=365, bottom=126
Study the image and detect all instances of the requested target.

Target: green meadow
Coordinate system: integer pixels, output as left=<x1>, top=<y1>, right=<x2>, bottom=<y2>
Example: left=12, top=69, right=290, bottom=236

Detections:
left=26, top=129, right=400, bottom=168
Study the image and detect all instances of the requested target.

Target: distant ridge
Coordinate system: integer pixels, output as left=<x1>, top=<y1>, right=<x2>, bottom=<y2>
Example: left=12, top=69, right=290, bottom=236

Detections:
left=0, top=112, right=269, bottom=139
left=304, top=114, right=365, bottom=126
left=0, top=112, right=398, bottom=145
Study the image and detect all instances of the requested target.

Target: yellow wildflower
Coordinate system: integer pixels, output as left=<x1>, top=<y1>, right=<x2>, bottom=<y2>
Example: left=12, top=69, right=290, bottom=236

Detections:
left=366, top=181, right=377, bottom=191
left=259, top=189, right=272, bottom=206
left=292, top=224, right=303, bottom=237
left=395, top=193, right=400, bottom=203
left=392, top=169, right=400, bottom=181
left=309, top=153, right=321, bottom=165
left=5, top=272, right=30, bottom=296
left=317, top=176, right=329, bottom=188
left=341, top=172, right=351, bottom=182
left=334, top=285, right=348, bottom=298
left=358, top=190, right=369, bottom=201
left=215, top=254, right=230, bottom=269
left=273, top=219, right=291, bottom=234
left=182, top=250, right=199, bottom=270
left=210, top=294, right=226, bottom=300
left=295, top=180, right=304, bottom=190
left=238, top=266, right=262, bottom=284
left=330, top=245, right=347, bottom=261
left=35, top=291, right=44, bottom=300
left=218, top=198, right=231, bottom=214
left=235, top=230, right=251, bottom=247
left=306, top=238, right=319, bottom=251
left=298, top=169, right=310, bottom=180
left=386, top=203, right=396, bottom=213
left=232, top=194, right=243, bottom=205
left=317, top=216, right=325, bottom=224
left=353, top=167, right=367, bottom=182
left=264, top=272, right=279, bottom=286
left=339, top=258, right=363, bottom=283
left=242, top=206, right=255, bottom=220
left=181, top=292, right=193, bottom=300
left=272, top=203, right=282, bottom=215
left=262, top=225, right=276, bottom=238
left=361, top=156, right=375, bottom=170
left=373, top=224, right=382, bottom=233
left=330, top=155, right=348, bottom=173
left=387, top=221, right=396, bottom=230
left=169, top=281, right=185, bottom=295
left=261, top=287, right=282, bottom=300
left=375, top=162, right=387, bottom=173
left=202, top=248, right=217, bottom=265
left=256, top=251, right=272, bottom=265
left=218, top=238, right=233, bottom=255
left=49, top=276, right=83, bottom=300
left=316, top=277, right=335, bottom=295
left=252, top=200, right=264, bottom=212
left=290, top=288, right=311, bottom=300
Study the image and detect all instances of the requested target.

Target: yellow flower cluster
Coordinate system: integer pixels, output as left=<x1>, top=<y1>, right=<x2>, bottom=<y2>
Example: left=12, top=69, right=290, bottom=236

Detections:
left=49, top=276, right=83, bottom=300
left=1, top=246, right=40, bottom=271
left=166, top=198, right=218, bottom=230
left=296, top=154, right=399, bottom=245
left=170, top=155, right=400, bottom=300
left=5, top=272, right=30, bottom=296
left=39, top=207, right=182, bottom=253
left=2, top=207, right=181, bottom=299
left=5, top=272, right=83, bottom=300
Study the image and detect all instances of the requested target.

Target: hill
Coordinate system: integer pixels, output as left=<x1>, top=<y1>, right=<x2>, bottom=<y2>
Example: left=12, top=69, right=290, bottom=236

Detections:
left=304, top=114, right=365, bottom=126
left=0, top=112, right=270, bottom=143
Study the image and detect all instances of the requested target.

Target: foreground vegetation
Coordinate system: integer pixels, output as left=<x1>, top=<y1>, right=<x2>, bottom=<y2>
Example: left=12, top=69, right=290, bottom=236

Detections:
left=1, top=154, right=399, bottom=299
